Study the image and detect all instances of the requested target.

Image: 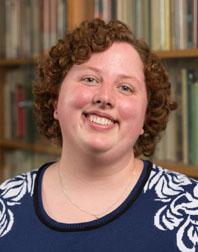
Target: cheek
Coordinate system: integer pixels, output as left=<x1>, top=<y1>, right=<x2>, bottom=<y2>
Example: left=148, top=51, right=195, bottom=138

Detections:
left=118, top=100, right=138, bottom=119
left=118, top=98, right=147, bottom=124
left=58, top=86, right=93, bottom=111
left=71, top=88, right=93, bottom=109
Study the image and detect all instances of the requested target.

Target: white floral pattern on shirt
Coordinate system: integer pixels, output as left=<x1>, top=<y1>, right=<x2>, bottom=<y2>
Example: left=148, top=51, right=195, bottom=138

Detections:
left=0, top=172, right=36, bottom=237
left=144, top=164, right=198, bottom=252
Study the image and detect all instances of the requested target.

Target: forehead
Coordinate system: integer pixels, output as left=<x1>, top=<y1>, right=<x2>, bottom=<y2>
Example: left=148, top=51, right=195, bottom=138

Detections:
left=71, top=42, right=145, bottom=83
left=87, top=42, right=143, bottom=66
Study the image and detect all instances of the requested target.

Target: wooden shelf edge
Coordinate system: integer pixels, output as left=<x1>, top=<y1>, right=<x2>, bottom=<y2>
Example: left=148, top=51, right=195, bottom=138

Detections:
left=0, top=48, right=197, bottom=66
left=0, top=139, right=60, bottom=155
left=0, top=58, right=38, bottom=66
left=155, top=160, right=198, bottom=178
left=0, top=140, right=198, bottom=177
left=156, top=48, right=198, bottom=58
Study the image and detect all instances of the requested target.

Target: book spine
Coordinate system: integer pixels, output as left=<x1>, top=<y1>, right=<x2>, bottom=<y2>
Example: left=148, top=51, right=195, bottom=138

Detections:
left=15, top=84, right=26, bottom=138
left=50, top=0, right=58, bottom=45
left=135, top=0, right=143, bottom=39
left=178, top=0, right=188, bottom=49
left=151, top=0, right=161, bottom=50
left=4, top=73, right=13, bottom=139
left=181, top=68, right=189, bottom=163
left=57, top=0, right=67, bottom=39
left=31, top=0, right=42, bottom=56
left=102, top=0, right=112, bottom=21
left=5, top=0, right=12, bottom=58
left=188, top=69, right=198, bottom=165
left=192, top=0, right=198, bottom=48
left=142, top=0, right=151, bottom=45
left=187, top=0, right=193, bottom=48
left=164, top=0, right=171, bottom=50
left=111, top=0, right=117, bottom=20
left=0, top=0, right=6, bottom=57
left=43, top=0, right=50, bottom=52
left=95, top=0, right=104, bottom=18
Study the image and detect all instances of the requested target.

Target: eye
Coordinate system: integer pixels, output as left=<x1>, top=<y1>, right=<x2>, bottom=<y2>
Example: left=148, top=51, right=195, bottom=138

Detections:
left=118, top=84, right=135, bottom=95
left=81, top=76, right=99, bottom=85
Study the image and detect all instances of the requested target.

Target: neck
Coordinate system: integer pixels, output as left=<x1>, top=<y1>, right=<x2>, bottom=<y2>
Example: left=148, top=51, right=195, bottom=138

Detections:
left=44, top=146, right=144, bottom=220
left=57, top=144, right=142, bottom=192
left=62, top=144, right=133, bottom=173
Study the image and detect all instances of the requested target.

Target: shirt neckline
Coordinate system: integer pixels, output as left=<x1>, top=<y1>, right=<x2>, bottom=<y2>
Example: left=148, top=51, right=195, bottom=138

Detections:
left=33, top=160, right=153, bottom=232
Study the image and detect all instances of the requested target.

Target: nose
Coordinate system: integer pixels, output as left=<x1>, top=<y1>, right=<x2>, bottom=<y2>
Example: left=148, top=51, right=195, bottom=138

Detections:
left=92, top=85, right=115, bottom=109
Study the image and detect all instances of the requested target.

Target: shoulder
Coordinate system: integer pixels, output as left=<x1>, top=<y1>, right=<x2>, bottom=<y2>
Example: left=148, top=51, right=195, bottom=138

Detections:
left=144, top=161, right=198, bottom=209
left=144, top=162, right=198, bottom=251
left=0, top=170, right=38, bottom=199
left=0, top=170, right=38, bottom=237
left=144, top=162, right=198, bottom=194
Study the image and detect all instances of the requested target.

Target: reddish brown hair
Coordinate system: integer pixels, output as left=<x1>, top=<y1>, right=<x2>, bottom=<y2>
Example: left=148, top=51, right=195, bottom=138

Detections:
left=33, top=18, right=176, bottom=157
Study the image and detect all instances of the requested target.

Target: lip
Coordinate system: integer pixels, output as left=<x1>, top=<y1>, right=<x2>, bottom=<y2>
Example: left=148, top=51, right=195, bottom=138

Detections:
left=83, top=110, right=118, bottom=124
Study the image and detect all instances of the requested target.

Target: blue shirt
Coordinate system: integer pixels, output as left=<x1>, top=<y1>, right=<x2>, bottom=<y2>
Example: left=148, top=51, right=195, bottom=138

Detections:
left=0, top=161, right=197, bottom=252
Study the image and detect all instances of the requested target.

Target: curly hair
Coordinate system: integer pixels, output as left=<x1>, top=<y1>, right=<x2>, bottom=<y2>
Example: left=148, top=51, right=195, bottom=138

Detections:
left=33, top=18, right=177, bottom=157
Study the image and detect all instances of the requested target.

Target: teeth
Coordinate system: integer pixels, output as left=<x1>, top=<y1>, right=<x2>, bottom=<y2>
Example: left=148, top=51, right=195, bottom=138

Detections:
left=89, top=115, right=113, bottom=126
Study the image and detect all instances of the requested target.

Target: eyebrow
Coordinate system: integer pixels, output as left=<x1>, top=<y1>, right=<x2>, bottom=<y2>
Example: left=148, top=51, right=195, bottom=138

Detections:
left=78, top=65, right=102, bottom=74
left=79, top=65, right=143, bottom=84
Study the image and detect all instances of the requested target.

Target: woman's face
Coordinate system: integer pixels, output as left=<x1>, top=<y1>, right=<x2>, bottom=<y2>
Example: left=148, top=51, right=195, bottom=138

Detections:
left=55, top=42, right=147, bottom=157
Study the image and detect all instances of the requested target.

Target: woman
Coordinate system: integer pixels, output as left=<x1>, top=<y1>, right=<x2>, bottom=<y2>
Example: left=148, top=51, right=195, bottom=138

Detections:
left=0, top=19, right=197, bottom=252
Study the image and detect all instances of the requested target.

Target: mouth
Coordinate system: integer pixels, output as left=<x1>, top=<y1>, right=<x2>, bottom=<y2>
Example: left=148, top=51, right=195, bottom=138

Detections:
left=83, top=112, right=118, bottom=127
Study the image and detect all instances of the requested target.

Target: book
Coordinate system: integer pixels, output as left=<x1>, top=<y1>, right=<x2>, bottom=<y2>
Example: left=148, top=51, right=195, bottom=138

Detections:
left=3, top=150, right=59, bottom=180
left=151, top=0, right=161, bottom=50
left=5, top=0, right=12, bottom=58
left=188, top=69, right=198, bottom=165
left=116, top=0, right=134, bottom=31
left=2, top=0, right=69, bottom=59
left=57, top=0, right=67, bottom=39
left=111, top=0, right=117, bottom=19
left=142, top=0, right=151, bottom=45
left=164, top=114, right=178, bottom=162
left=31, top=0, right=42, bottom=56
left=50, top=0, right=58, bottom=46
left=3, top=67, right=36, bottom=141
left=0, top=0, right=6, bottom=58
left=178, top=0, right=188, bottom=49
left=192, top=0, right=198, bottom=48
left=154, top=133, right=167, bottom=161
left=43, top=0, right=51, bottom=52
left=169, top=66, right=183, bottom=161
left=187, top=0, right=193, bottom=48
left=94, top=0, right=103, bottom=19
left=21, top=0, right=32, bottom=57
left=163, top=0, right=171, bottom=50
left=15, top=84, right=26, bottom=138
left=181, top=68, right=189, bottom=163
left=4, top=72, right=14, bottom=139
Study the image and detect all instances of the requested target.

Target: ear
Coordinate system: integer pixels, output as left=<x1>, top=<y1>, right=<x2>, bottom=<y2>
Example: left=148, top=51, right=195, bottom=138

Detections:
left=53, top=101, right=58, bottom=119
left=140, top=128, right=144, bottom=135
left=54, top=110, right=58, bottom=119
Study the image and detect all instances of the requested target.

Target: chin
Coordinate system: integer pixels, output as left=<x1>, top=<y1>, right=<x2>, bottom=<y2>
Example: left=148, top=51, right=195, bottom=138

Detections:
left=82, top=139, right=116, bottom=154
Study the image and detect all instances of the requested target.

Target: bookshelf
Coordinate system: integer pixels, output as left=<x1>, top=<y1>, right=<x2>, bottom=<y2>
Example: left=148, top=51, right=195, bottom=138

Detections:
left=0, top=0, right=197, bottom=181
left=156, top=160, right=198, bottom=179
left=0, top=138, right=60, bottom=155
left=0, top=0, right=94, bottom=181
left=156, top=49, right=198, bottom=58
left=0, top=58, right=35, bottom=66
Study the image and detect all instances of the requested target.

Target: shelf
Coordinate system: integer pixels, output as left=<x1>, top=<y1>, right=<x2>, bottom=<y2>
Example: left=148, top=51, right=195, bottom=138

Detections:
left=0, top=138, right=60, bottom=155
left=155, top=160, right=198, bottom=178
left=156, top=48, right=198, bottom=58
left=0, top=139, right=197, bottom=178
left=0, top=48, right=198, bottom=67
left=0, top=58, right=36, bottom=67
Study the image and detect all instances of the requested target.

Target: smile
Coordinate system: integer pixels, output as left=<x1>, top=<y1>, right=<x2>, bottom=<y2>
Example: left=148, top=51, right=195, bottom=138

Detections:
left=83, top=112, right=118, bottom=130
left=89, top=115, right=113, bottom=126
